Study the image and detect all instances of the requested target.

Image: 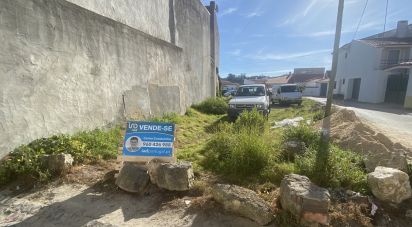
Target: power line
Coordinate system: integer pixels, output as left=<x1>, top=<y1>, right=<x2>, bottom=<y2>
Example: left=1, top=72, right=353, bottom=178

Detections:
left=383, top=0, right=389, bottom=37
left=352, top=0, right=369, bottom=40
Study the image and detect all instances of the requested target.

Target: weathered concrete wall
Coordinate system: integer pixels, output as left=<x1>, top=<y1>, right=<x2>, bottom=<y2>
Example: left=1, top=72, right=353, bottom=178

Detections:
left=0, top=0, right=218, bottom=158
left=65, top=0, right=172, bottom=43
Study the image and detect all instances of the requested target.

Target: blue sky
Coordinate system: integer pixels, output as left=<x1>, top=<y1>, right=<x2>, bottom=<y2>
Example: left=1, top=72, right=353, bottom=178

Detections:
left=201, top=0, right=412, bottom=77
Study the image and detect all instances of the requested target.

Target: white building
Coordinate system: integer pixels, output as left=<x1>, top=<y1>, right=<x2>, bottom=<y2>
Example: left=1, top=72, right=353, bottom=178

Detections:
left=302, top=78, right=329, bottom=97
left=221, top=80, right=239, bottom=92
left=335, top=20, right=412, bottom=108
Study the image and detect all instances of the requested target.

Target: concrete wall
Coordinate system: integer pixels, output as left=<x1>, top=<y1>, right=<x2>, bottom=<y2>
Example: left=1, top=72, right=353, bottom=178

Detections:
left=65, top=0, right=172, bottom=43
left=0, top=0, right=218, bottom=158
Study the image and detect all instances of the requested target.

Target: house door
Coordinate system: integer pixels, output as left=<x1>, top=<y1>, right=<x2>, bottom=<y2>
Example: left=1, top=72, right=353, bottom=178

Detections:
left=351, top=78, right=361, bottom=100
left=385, top=74, right=409, bottom=104
left=320, top=83, right=327, bottom=97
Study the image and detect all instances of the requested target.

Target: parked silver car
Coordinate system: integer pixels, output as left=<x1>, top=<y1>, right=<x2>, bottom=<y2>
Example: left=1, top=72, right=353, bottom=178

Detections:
left=228, top=84, right=271, bottom=120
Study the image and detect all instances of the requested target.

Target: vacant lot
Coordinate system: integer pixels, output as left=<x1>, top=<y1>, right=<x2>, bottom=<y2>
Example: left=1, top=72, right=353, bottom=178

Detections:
left=0, top=98, right=376, bottom=226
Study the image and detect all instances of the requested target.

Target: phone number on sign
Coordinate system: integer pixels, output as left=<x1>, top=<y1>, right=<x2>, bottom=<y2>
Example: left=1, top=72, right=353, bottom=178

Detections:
left=142, top=142, right=173, bottom=147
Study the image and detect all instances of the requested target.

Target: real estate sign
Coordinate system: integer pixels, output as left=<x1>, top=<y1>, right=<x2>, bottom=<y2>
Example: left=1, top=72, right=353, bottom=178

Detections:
left=121, top=121, right=175, bottom=162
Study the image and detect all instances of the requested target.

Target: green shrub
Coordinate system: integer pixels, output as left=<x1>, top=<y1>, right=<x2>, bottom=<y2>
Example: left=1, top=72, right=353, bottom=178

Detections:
left=0, top=127, right=121, bottom=186
left=282, top=124, right=320, bottom=148
left=201, top=112, right=274, bottom=181
left=260, top=162, right=296, bottom=184
left=185, top=108, right=196, bottom=117
left=295, top=145, right=368, bottom=193
left=234, top=108, right=266, bottom=134
left=202, top=127, right=271, bottom=180
left=279, top=124, right=320, bottom=161
left=312, top=110, right=324, bottom=121
left=192, top=97, right=228, bottom=115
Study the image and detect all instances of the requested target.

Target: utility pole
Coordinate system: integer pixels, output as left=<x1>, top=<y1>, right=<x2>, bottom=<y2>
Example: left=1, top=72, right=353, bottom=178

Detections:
left=317, top=0, right=344, bottom=184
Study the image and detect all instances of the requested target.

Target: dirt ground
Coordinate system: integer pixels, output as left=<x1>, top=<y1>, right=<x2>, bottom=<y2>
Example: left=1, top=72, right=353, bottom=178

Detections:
left=0, top=163, right=262, bottom=227
left=0, top=162, right=388, bottom=227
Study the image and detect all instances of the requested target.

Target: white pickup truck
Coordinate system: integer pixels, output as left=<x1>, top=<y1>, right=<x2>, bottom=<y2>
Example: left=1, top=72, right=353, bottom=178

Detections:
left=271, top=84, right=302, bottom=106
left=228, top=84, right=271, bottom=120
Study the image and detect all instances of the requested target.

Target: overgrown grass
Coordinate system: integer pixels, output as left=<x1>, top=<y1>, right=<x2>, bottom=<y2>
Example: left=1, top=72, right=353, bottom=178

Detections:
left=192, top=97, right=228, bottom=115
left=150, top=112, right=181, bottom=124
left=0, top=127, right=122, bottom=185
left=201, top=109, right=278, bottom=182
left=268, top=99, right=323, bottom=123
left=295, top=145, right=368, bottom=193
left=280, top=125, right=369, bottom=193
left=173, top=108, right=224, bottom=172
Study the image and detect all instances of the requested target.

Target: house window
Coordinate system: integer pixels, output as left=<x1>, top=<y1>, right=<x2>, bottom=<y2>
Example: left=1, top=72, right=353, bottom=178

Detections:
left=342, top=79, right=345, bottom=84
left=334, top=81, right=337, bottom=89
left=345, top=52, right=348, bottom=59
left=387, top=49, right=400, bottom=65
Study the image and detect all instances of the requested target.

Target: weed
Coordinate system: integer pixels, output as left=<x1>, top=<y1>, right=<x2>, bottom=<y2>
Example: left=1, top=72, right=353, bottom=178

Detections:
left=150, top=112, right=180, bottom=123
left=0, top=127, right=121, bottom=186
left=295, top=145, right=368, bottom=194
left=282, top=124, right=320, bottom=148
left=192, top=97, right=228, bottom=115
left=201, top=110, right=276, bottom=182
left=233, top=108, right=266, bottom=134
left=312, top=110, right=324, bottom=121
left=260, top=162, right=296, bottom=184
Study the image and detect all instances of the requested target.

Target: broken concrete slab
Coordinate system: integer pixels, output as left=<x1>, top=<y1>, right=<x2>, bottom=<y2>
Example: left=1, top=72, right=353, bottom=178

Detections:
left=211, top=184, right=274, bottom=225
left=280, top=174, right=330, bottom=226
left=147, top=159, right=194, bottom=191
left=367, top=166, right=412, bottom=204
left=115, top=162, right=150, bottom=193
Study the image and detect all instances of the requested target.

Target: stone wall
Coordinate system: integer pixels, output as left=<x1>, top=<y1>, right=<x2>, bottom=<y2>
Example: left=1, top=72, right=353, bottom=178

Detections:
left=0, top=0, right=218, bottom=158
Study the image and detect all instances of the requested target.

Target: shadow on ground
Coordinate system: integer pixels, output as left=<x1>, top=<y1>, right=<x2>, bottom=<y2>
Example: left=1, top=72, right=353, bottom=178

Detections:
left=12, top=173, right=168, bottom=227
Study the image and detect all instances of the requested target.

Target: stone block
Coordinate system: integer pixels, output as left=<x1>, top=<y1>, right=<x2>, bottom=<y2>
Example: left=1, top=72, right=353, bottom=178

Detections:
left=280, top=174, right=330, bottom=226
left=367, top=166, right=412, bottom=204
left=147, top=159, right=194, bottom=191
left=211, top=184, right=274, bottom=225
left=115, top=162, right=150, bottom=193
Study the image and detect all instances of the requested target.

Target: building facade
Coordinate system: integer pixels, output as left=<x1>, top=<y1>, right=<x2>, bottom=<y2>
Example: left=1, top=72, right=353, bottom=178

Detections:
left=335, top=20, right=412, bottom=108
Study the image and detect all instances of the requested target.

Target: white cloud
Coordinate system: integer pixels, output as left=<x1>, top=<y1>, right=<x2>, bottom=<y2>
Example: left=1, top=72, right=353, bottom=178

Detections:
left=220, top=7, right=237, bottom=16
left=291, top=21, right=381, bottom=38
left=303, top=0, right=319, bottom=17
left=245, top=11, right=263, bottom=18
left=249, top=49, right=332, bottom=61
left=278, top=0, right=334, bottom=27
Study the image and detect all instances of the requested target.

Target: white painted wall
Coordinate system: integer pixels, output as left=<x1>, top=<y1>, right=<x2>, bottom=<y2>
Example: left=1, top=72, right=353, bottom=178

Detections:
left=407, top=70, right=412, bottom=97
left=302, top=82, right=320, bottom=96
left=336, top=40, right=387, bottom=103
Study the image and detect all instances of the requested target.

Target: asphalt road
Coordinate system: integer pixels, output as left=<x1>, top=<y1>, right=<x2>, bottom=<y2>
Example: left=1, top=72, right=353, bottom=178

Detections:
left=308, top=97, right=412, bottom=149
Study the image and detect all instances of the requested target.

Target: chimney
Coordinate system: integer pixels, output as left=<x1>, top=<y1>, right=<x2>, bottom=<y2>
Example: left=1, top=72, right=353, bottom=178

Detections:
left=396, top=20, right=409, bottom=38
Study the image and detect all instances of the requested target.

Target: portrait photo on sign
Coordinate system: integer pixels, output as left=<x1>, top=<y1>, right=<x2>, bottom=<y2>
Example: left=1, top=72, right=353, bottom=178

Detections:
left=125, top=136, right=142, bottom=152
